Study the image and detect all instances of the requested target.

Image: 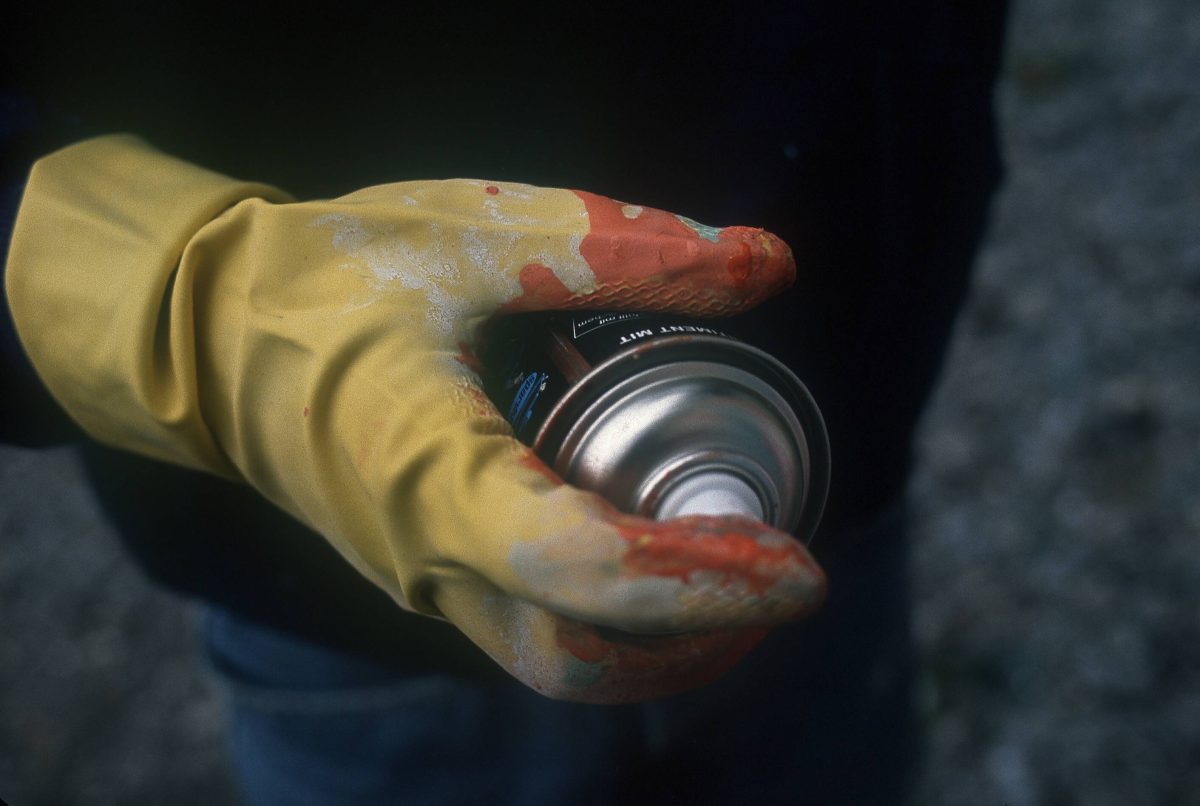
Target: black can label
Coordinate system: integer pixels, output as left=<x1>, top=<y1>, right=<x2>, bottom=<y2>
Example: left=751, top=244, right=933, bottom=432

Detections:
left=482, top=311, right=737, bottom=443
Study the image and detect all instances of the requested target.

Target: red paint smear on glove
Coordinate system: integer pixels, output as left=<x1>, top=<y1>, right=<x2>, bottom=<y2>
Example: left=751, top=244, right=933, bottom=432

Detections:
left=571, top=191, right=794, bottom=314
left=554, top=616, right=768, bottom=703
left=613, top=516, right=823, bottom=599
left=499, top=195, right=795, bottom=315
left=501, top=263, right=574, bottom=312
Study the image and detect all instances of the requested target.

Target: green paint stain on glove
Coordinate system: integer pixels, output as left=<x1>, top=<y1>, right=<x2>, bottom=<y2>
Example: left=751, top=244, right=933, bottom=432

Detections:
left=561, top=654, right=608, bottom=691
left=675, top=215, right=722, bottom=243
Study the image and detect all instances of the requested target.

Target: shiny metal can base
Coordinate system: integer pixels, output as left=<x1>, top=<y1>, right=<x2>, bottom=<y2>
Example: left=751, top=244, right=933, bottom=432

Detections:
left=484, top=312, right=830, bottom=541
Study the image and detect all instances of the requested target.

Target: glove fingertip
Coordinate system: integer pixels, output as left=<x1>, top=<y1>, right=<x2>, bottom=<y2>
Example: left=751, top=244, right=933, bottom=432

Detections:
left=569, top=190, right=796, bottom=316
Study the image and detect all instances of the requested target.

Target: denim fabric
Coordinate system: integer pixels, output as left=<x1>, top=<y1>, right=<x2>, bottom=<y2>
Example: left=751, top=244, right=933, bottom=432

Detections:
left=204, top=506, right=912, bottom=806
left=206, top=611, right=641, bottom=806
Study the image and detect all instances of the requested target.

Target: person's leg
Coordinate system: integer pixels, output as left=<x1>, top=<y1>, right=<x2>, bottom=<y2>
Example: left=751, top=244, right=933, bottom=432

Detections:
left=204, top=609, right=643, bottom=806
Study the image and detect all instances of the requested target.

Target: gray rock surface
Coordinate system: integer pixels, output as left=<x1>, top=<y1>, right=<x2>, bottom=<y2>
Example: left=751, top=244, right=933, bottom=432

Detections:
left=910, top=2, right=1200, bottom=804
left=2, top=1, right=1197, bottom=803
left=0, top=448, right=236, bottom=805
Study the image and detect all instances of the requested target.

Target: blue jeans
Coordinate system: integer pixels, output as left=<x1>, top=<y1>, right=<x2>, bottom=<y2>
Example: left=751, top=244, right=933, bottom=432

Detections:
left=205, top=507, right=913, bottom=805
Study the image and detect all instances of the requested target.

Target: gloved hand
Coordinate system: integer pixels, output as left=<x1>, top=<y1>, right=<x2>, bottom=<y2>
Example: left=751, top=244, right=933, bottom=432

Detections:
left=6, top=135, right=825, bottom=703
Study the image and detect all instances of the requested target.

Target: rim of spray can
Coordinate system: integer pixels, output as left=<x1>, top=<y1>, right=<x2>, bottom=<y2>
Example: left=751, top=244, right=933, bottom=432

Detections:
left=485, top=311, right=830, bottom=542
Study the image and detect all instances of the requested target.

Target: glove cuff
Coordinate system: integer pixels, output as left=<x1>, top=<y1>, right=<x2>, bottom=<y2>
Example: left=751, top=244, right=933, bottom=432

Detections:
left=5, top=134, right=292, bottom=472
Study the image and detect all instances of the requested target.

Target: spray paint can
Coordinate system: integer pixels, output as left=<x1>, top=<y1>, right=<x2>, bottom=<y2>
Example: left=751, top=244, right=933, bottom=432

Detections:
left=483, top=311, right=830, bottom=541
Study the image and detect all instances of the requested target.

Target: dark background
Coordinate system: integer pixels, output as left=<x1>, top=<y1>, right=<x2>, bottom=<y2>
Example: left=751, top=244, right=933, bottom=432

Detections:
left=2, top=0, right=1198, bottom=803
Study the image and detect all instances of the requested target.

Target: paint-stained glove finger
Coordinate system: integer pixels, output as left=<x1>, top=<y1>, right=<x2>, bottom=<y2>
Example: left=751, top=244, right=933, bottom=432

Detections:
left=328, top=180, right=795, bottom=319
left=500, top=190, right=795, bottom=317
left=436, top=579, right=773, bottom=704
left=398, top=416, right=826, bottom=635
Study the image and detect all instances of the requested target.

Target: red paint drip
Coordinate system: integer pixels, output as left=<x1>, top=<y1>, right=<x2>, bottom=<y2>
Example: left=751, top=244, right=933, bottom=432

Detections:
left=302, top=406, right=310, bottom=418
left=454, top=342, right=485, bottom=375
left=720, top=225, right=781, bottom=293
left=485, top=185, right=500, bottom=195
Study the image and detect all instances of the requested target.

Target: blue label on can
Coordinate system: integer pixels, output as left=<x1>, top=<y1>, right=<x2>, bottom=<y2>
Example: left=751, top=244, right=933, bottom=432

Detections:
left=508, top=371, right=549, bottom=439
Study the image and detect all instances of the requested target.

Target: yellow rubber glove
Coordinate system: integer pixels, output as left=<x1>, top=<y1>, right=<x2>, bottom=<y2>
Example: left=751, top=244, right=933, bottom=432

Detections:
left=7, top=135, right=826, bottom=703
